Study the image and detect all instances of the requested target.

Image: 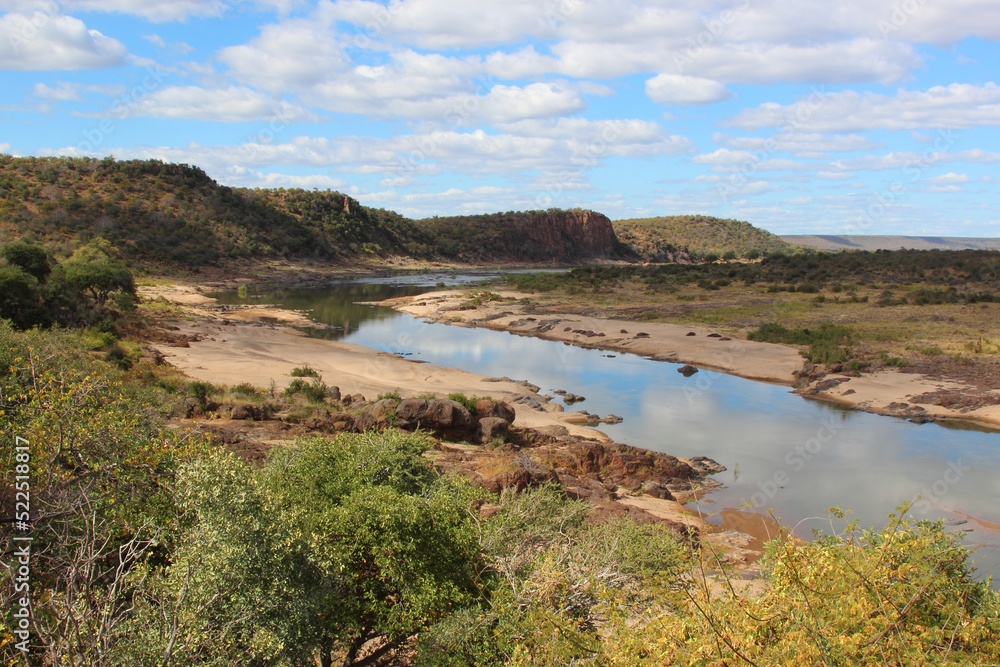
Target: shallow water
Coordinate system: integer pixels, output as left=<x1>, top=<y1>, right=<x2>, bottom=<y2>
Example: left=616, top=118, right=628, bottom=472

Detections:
left=214, top=273, right=1000, bottom=582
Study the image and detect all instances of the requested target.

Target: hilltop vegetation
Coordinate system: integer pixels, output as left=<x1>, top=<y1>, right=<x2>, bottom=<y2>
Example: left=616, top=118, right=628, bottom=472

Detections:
left=0, top=155, right=427, bottom=267
left=614, top=214, right=793, bottom=260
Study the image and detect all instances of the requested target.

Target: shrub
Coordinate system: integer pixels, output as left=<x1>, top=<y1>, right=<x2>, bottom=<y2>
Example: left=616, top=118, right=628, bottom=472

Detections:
left=290, top=364, right=320, bottom=378
left=447, top=392, right=483, bottom=412
left=230, top=381, right=262, bottom=397
left=188, top=380, right=216, bottom=407
left=285, top=377, right=329, bottom=402
left=377, top=388, right=403, bottom=401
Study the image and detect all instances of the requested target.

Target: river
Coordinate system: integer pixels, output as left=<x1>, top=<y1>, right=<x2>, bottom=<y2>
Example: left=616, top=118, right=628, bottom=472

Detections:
left=213, top=272, right=1000, bottom=582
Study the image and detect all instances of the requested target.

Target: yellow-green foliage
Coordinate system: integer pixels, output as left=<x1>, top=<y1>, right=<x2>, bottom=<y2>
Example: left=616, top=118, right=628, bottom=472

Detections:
left=614, top=214, right=791, bottom=259
left=606, top=508, right=1000, bottom=666
left=0, top=322, right=208, bottom=664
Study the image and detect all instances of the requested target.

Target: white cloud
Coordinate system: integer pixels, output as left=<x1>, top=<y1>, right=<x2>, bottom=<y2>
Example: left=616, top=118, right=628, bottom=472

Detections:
left=923, top=172, right=970, bottom=185
left=835, top=150, right=1000, bottom=171
left=0, top=142, right=11, bottom=153
left=218, top=17, right=353, bottom=91
left=645, top=74, right=731, bottom=106
left=142, top=33, right=194, bottom=55
left=0, top=0, right=301, bottom=22
left=727, top=83, right=1000, bottom=132
left=713, top=132, right=879, bottom=157
left=0, top=13, right=127, bottom=70
left=34, top=82, right=82, bottom=101
left=123, top=86, right=318, bottom=123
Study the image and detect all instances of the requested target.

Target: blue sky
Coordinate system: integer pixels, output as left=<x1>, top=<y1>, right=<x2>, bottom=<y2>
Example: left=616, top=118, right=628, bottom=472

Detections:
left=1, top=0, right=998, bottom=236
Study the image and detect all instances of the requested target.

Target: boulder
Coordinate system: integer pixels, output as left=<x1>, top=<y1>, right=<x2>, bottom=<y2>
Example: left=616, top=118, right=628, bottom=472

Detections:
left=353, top=398, right=399, bottom=432
left=473, top=399, right=516, bottom=423
left=477, top=417, right=510, bottom=444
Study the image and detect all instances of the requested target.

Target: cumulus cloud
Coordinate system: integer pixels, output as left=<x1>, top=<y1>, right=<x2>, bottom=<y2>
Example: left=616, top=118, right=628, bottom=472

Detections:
left=713, top=132, right=880, bottom=157
left=834, top=149, right=1000, bottom=171
left=0, top=12, right=127, bottom=70
left=0, top=0, right=301, bottom=22
left=122, top=86, right=318, bottom=123
left=645, top=74, right=731, bottom=106
left=727, top=83, right=1000, bottom=132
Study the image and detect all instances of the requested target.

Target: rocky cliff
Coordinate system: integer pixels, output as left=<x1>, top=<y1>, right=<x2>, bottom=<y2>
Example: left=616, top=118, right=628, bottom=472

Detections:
left=417, top=209, right=636, bottom=262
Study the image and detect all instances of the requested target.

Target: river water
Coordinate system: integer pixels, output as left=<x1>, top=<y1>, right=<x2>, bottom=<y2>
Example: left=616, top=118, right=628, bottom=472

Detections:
left=214, top=272, right=1000, bottom=582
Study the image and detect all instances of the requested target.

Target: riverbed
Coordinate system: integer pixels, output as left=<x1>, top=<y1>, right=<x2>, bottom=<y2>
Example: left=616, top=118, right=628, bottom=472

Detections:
left=212, top=273, right=1000, bottom=582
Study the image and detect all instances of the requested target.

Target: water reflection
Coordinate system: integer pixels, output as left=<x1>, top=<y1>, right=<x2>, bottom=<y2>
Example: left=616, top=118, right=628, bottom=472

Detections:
left=215, top=277, right=1000, bottom=583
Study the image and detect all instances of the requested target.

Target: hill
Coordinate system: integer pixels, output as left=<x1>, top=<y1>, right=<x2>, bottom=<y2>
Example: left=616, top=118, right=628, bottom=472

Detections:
left=782, top=234, right=1000, bottom=252
left=613, top=215, right=791, bottom=260
left=0, top=155, right=428, bottom=266
left=0, top=156, right=632, bottom=269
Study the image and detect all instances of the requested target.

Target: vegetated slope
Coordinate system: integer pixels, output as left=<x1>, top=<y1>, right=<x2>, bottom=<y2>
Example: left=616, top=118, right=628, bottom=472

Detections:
left=414, top=209, right=637, bottom=262
left=1, top=156, right=640, bottom=268
left=0, top=155, right=430, bottom=267
left=614, top=214, right=791, bottom=260
left=783, top=234, right=1000, bottom=252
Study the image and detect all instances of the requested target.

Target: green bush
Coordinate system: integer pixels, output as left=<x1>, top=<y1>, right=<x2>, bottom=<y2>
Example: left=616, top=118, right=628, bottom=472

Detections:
left=748, top=322, right=854, bottom=365
left=285, top=377, right=329, bottom=402
left=447, top=392, right=484, bottom=412
left=290, top=364, right=320, bottom=378
left=188, top=380, right=216, bottom=407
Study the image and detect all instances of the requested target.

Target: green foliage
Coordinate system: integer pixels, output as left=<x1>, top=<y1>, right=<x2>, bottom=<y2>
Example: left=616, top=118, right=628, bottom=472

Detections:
left=121, top=432, right=485, bottom=667
left=230, top=381, right=262, bottom=397
left=614, top=214, right=791, bottom=260
left=188, top=380, right=216, bottom=407
left=748, top=322, right=854, bottom=365
left=377, top=388, right=403, bottom=401
left=2, top=240, right=51, bottom=280
left=447, top=392, right=484, bottom=412
left=0, top=322, right=206, bottom=663
left=289, top=364, right=320, bottom=378
left=285, top=376, right=329, bottom=402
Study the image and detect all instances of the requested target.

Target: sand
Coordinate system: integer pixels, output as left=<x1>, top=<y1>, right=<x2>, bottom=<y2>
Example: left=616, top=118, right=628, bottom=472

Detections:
left=151, top=315, right=611, bottom=441
left=384, top=290, right=1000, bottom=429
left=384, top=289, right=804, bottom=383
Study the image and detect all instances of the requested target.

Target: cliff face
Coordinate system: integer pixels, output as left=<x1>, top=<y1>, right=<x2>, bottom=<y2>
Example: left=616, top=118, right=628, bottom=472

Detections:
left=506, top=210, right=628, bottom=261
left=419, top=209, right=637, bottom=262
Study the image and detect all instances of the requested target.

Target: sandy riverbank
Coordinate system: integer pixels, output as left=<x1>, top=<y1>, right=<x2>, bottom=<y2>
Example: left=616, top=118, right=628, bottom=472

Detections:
left=383, top=290, right=1000, bottom=429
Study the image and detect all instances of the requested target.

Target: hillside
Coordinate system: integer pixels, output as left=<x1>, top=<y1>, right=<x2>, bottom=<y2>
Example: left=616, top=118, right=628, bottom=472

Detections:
left=783, top=234, right=1000, bottom=252
left=0, top=156, right=432, bottom=267
left=415, top=209, right=635, bottom=262
left=0, top=156, right=632, bottom=268
left=614, top=215, right=791, bottom=260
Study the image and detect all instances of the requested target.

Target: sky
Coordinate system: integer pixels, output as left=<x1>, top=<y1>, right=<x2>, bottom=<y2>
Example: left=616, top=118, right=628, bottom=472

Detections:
left=1, top=0, right=999, bottom=236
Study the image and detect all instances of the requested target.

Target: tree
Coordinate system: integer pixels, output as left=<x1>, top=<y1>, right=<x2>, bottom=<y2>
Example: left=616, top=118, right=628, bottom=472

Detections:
left=125, top=432, right=485, bottom=667
left=61, top=245, right=135, bottom=308
left=0, top=264, right=51, bottom=329
left=2, top=242, right=51, bottom=281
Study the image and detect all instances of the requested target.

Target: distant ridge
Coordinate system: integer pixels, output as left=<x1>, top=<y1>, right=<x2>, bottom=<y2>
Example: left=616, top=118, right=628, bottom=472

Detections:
left=782, top=235, right=1000, bottom=252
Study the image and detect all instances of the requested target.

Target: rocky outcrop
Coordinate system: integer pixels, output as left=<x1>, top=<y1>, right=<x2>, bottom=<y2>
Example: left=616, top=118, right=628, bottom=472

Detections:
left=418, top=209, right=637, bottom=262
left=355, top=397, right=516, bottom=444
